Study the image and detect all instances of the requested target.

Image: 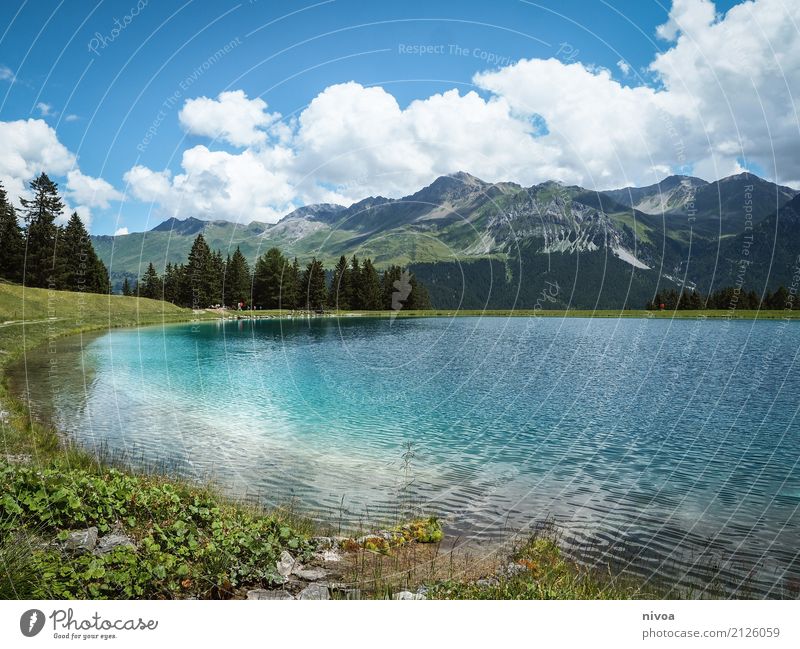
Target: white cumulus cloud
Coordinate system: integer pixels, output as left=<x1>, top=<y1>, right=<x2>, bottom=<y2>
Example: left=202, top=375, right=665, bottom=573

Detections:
left=0, top=119, right=75, bottom=206
left=124, top=145, right=296, bottom=223
left=0, top=118, right=123, bottom=230
left=66, top=169, right=123, bottom=209
left=178, top=90, right=280, bottom=147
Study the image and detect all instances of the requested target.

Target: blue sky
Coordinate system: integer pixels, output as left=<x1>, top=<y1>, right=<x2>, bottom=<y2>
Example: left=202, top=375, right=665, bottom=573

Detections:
left=0, top=0, right=793, bottom=235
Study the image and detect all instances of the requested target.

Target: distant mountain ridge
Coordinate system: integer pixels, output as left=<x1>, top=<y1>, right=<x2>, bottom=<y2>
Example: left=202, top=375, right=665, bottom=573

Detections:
left=92, top=170, right=800, bottom=309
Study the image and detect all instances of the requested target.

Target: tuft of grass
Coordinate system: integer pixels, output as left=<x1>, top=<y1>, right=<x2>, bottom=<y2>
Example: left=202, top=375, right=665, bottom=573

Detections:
left=0, top=518, right=41, bottom=599
left=428, top=532, right=664, bottom=600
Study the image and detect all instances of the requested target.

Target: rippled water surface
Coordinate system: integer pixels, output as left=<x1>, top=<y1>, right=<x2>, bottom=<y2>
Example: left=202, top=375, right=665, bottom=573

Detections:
left=11, top=316, right=800, bottom=597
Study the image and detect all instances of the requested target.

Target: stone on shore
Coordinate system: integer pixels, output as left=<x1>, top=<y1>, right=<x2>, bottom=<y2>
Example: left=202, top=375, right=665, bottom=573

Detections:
left=246, top=589, right=295, bottom=600
left=393, top=591, right=426, bottom=600
left=293, top=567, right=327, bottom=582
left=297, top=583, right=330, bottom=600
left=310, top=536, right=335, bottom=550
left=276, top=550, right=296, bottom=578
left=64, top=527, right=98, bottom=554
left=317, top=548, right=342, bottom=563
left=95, top=532, right=136, bottom=555
left=476, top=577, right=499, bottom=587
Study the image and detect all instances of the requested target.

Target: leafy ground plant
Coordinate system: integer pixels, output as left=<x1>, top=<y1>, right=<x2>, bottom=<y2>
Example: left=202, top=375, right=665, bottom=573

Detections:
left=0, top=461, right=310, bottom=599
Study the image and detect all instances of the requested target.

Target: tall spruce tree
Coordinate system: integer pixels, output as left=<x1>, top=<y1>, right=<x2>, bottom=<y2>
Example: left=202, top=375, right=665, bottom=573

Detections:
left=162, top=263, right=181, bottom=304
left=210, top=250, right=225, bottom=306
left=359, top=258, right=382, bottom=310
left=121, top=277, right=132, bottom=297
left=348, top=255, right=363, bottom=309
left=19, top=172, right=64, bottom=288
left=687, top=289, right=703, bottom=309
left=329, top=255, right=350, bottom=310
left=252, top=247, right=287, bottom=309
left=182, top=233, right=213, bottom=307
left=406, top=273, right=431, bottom=310
left=283, top=257, right=301, bottom=309
left=139, top=262, right=162, bottom=299
left=94, top=257, right=110, bottom=294
left=381, top=265, right=403, bottom=310
left=302, top=258, right=327, bottom=310
left=768, top=286, right=790, bottom=309
left=225, top=246, right=252, bottom=306
left=0, top=182, right=23, bottom=282
left=58, top=212, right=109, bottom=293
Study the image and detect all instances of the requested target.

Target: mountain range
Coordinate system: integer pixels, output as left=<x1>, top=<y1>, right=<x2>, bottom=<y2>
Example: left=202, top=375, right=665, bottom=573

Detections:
left=92, top=171, right=800, bottom=309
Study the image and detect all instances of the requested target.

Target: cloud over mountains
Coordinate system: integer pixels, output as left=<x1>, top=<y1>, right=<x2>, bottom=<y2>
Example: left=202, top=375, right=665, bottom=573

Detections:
left=123, top=0, right=800, bottom=222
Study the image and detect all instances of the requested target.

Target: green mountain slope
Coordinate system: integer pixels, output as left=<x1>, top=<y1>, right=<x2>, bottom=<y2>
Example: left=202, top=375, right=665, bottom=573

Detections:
left=92, top=171, right=800, bottom=309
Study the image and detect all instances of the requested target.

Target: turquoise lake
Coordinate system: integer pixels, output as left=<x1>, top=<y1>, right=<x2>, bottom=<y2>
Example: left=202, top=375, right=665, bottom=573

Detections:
left=11, top=315, right=800, bottom=597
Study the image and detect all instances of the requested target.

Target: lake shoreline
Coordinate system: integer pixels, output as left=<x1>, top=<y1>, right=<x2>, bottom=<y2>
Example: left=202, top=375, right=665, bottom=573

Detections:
left=1, top=282, right=795, bottom=599
left=206, top=307, right=800, bottom=321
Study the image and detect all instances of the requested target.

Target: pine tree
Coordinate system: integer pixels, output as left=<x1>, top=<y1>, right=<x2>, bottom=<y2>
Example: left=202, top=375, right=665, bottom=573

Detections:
left=302, top=258, right=327, bottom=310
left=329, top=255, right=350, bottom=310
left=94, top=257, right=110, bottom=293
left=663, top=289, right=679, bottom=310
left=283, top=257, right=301, bottom=310
left=182, top=233, right=213, bottom=307
left=744, top=290, right=759, bottom=310
left=0, top=182, right=23, bottom=282
left=139, top=262, right=162, bottom=299
left=768, top=286, right=789, bottom=309
left=406, top=273, right=431, bottom=310
left=162, top=263, right=178, bottom=303
left=225, top=246, right=252, bottom=306
left=348, top=256, right=363, bottom=309
left=57, top=212, right=109, bottom=293
left=121, top=277, right=132, bottom=296
left=209, top=250, right=225, bottom=307
left=359, top=258, right=382, bottom=310
left=252, top=247, right=287, bottom=309
left=19, top=172, right=64, bottom=288
left=381, top=265, right=403, bottom=310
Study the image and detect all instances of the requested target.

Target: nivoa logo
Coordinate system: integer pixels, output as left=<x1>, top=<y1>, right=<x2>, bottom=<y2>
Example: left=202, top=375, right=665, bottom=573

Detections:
left=20, top=609, right=46, bottom=637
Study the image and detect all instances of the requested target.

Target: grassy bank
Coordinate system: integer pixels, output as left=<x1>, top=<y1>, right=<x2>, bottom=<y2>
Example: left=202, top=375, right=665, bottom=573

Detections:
left=1, top=282, right=674, bottom=600
left=0, top=281, right=219, bottom=458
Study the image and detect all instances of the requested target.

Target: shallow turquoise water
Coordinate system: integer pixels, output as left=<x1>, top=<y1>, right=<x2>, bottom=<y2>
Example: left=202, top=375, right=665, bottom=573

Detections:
left=12, top=315, right=800, bottom=597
